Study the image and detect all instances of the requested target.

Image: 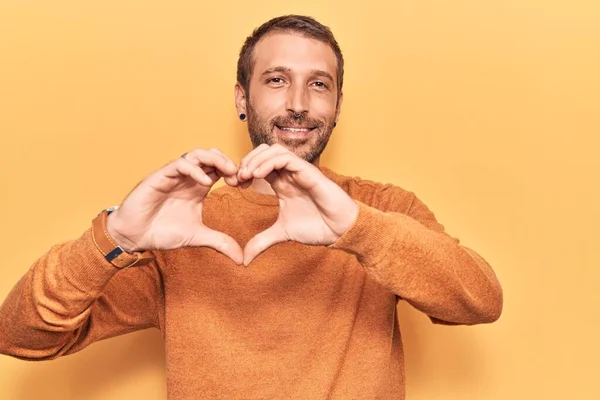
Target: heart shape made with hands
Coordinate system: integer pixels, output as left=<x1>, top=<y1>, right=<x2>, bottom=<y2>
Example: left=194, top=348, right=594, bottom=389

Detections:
left=193, top=144, right=359, bottom=266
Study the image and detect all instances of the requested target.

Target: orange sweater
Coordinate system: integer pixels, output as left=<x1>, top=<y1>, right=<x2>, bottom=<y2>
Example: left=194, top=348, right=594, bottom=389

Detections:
left=0, top=166, right=502, bottom=399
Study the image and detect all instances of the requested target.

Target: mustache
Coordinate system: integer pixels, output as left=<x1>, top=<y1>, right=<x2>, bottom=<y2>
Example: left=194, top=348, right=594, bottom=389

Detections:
left=271, top=114, right=324, bottom=129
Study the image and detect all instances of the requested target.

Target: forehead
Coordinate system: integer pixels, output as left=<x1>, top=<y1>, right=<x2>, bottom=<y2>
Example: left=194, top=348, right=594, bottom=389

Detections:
left=252, top=32, right=338, bottom=79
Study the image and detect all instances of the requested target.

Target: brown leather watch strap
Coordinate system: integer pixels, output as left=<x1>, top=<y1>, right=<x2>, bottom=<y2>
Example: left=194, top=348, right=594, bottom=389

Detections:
left=91, top=209, right=155, bottom=269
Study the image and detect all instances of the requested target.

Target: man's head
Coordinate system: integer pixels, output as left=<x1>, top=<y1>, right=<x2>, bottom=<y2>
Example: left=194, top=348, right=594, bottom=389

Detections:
left=234, top=15, right=344, bottom=164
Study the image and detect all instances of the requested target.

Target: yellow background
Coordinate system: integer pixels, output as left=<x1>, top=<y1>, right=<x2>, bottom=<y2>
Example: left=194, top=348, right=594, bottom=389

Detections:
left=1, top=0, right=598, bottom=399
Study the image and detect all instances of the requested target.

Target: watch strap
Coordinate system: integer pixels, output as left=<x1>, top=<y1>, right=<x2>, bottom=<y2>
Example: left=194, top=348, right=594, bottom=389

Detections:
left=91, top=209, right=155, bottom=269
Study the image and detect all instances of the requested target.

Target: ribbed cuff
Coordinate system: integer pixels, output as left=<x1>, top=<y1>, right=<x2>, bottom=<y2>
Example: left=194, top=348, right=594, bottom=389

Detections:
left=328, top=201, right=399, bottom=267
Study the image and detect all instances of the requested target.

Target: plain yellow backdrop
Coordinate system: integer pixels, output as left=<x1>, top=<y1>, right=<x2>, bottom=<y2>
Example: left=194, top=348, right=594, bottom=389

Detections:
left=1, top=1, right=598, bottom=399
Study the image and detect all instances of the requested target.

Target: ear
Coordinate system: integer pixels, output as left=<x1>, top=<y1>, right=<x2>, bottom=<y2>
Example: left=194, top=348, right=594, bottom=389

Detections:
left=234, top=82, right=248, bottom=116
left=334, top=91, right=344, bottom=124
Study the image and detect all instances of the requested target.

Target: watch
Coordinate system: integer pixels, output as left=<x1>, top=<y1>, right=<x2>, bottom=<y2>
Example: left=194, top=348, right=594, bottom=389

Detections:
left=91, top=206, right=156, bottom=269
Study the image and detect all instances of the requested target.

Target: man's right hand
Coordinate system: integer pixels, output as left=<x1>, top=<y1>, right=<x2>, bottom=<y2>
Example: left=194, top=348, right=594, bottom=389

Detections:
left=106, top=148, right=244, bottom=265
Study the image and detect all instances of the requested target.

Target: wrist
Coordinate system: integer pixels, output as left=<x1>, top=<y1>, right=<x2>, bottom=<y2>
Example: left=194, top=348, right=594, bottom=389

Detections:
left=106, top=209, right=141, bottom=253
left=337, top=199, right=359, bottom=238
left=92, top=208, right=155, bottom=269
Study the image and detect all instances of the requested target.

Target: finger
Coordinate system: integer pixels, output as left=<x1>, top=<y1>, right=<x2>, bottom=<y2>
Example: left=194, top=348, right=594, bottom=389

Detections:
left=251, top=152, right=304, bottom=179
left=238, top=144, right=271, bottom=181
left=263, top=170, right=279, bottom=186
left=187, top=148, right=237, bottom=175
left=209, top=148, right=237, bottom=168
left=243, top=224, right=287, bottom=266
left=191, top=227, right=244, bottom=265
left=184, top=148, right=238, bottom=177
left=162, top=158, right=214, bottom=186
left=208, top=148, right=227, bottom=157
left=206, top=165, right=239, bottom=186
left=200, top=165, right=220, bottom=182
left=208, top=148, right=239, bottom=186
left=239, top=143, right=270, bottom=169
left=222, top=174, right=240, bottom=187
left=240, top=145, right=290, bottom=182
left=254, top=153, right=325, bottom=193
left=239, top=179, right=253, bottom=189
left=244, top=144, right=291, bottom=178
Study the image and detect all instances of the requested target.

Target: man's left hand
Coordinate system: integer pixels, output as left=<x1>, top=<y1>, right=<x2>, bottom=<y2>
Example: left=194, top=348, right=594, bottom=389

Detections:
left=237, top=144, right=359, bottom=266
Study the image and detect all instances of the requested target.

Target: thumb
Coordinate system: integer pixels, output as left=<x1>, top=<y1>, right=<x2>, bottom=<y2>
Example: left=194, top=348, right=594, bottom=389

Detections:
left=191, top=227, right=244, bottom=265
left=243, top=224, right=287, bottom=267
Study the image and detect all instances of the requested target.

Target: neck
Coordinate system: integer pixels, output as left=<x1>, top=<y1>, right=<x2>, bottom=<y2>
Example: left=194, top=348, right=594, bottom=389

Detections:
left=250, top=156, right=321, bottom=195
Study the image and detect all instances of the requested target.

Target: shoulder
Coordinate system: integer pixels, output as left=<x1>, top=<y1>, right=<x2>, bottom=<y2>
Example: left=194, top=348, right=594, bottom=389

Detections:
left=321, top=166, right=450, bottom=235
left=320, top=166, right=417, bottom=213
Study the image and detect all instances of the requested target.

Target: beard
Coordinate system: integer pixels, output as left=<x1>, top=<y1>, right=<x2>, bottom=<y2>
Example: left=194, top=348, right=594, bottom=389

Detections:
left=245, top=101, right=336, bottom=164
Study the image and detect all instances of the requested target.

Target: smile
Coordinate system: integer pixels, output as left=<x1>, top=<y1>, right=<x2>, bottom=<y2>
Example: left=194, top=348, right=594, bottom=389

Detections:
left=276, top=126, right=315, bottom=133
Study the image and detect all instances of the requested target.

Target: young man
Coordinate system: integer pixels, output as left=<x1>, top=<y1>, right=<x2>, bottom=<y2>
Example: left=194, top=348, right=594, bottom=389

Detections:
left=0, top=15, right=502, bottom=399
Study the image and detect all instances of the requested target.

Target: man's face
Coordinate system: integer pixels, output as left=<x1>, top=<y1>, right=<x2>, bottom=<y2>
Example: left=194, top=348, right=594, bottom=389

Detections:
left=236, top=32, right=342, bottom=164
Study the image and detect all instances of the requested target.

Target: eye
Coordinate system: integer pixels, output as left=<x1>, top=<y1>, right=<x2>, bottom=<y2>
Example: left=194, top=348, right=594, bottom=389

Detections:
left=312, top=81, right=328, bottom=90
left=267, top=77, right=286, bottom=85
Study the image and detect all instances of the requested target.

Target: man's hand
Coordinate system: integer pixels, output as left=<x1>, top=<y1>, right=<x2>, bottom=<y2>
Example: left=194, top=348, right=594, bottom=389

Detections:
left=237, top=144, right=359, bottom=266
left=107, top=148, right=245, bottom=265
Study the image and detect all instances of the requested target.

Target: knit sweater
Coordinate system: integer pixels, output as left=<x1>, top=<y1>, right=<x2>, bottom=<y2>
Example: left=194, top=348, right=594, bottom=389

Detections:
left=0, top=166, right=503, bottom=399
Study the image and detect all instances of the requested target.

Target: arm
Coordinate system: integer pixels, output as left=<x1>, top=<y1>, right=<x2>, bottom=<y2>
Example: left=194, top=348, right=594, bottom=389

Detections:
left=0, top=147, right=245, bottom=360
left=329, top=193, right=503, bottom=325
left=233, top=146, right=502, bottom=324
left=0, top=228, right=164, bottom=361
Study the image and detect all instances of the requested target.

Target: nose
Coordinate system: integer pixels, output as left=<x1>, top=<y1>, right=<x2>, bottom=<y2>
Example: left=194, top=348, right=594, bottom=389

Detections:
left=285, top=83, right=309, bottom=117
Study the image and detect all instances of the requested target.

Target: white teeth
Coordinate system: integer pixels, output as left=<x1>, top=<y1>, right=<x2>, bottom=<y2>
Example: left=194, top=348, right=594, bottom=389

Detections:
left=280, top=127, right=311, bottom=133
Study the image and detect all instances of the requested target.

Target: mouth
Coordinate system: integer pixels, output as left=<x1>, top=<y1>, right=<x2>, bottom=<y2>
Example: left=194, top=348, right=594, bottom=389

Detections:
left=275, top=125, right=316, bottom=139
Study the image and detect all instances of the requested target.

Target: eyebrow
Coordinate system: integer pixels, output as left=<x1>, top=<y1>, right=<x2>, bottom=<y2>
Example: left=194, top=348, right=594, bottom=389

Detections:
left=261, top=66, right=335, bottom=83
left=261, top=66, right=291, bottom=76
left=311, top=69, right=334, bottom=83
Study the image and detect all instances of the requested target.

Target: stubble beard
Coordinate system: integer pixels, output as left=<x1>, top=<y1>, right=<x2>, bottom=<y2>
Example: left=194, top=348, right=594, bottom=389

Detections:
left=245, top=101, right=336, bottom=165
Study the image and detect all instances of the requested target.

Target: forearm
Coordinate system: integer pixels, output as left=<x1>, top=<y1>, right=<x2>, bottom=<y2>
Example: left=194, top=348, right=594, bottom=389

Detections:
left=0, top=228, right=122, bottom=360
left=330, top=201, right=503, bottom=325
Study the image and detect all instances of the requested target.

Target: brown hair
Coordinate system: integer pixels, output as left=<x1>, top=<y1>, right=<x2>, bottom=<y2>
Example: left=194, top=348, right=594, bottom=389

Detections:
left=236, top=15, right=344, bottom=100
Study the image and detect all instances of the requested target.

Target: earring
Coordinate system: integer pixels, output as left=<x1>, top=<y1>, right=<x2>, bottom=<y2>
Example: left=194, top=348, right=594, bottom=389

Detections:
left=239, top=113, right=246, bottom=121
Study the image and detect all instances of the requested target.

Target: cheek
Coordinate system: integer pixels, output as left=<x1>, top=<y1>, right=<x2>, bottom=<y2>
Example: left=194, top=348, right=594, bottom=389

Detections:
left=311, top=96, right=337, bottom=118
left=250, top=88, right=286, bottom=116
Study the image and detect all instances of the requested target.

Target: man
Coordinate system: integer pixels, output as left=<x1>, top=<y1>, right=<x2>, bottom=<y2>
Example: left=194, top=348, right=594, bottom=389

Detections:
left=0, top=14, right=502, bottom=399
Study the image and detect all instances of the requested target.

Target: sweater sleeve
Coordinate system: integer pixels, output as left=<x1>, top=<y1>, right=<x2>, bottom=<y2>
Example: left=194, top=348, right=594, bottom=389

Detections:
left=329, top=192, right=503, bottom=326
left=0, top=228, right=164, bottom=361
